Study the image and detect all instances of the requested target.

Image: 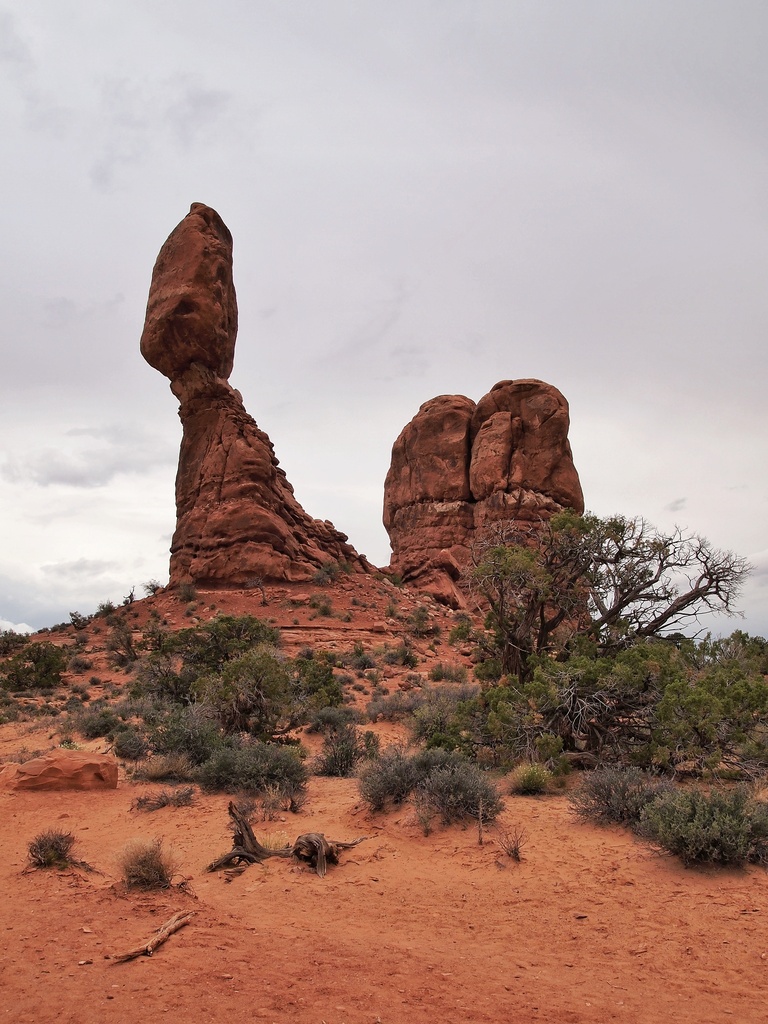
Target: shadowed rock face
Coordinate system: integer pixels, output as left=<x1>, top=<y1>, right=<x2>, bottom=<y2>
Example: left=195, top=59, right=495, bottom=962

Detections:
left=141, top=204, right=369, bottom=587
left=384, top=379, right=584, bottom=602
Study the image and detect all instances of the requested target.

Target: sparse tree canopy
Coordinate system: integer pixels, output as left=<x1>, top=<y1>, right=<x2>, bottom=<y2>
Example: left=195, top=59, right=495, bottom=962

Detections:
left=467, top=511, right=751, bottom=684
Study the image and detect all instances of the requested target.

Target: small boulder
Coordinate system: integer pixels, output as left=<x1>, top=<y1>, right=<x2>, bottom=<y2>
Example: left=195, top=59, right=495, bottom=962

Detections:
left=7, top=750, right=118, bottom=791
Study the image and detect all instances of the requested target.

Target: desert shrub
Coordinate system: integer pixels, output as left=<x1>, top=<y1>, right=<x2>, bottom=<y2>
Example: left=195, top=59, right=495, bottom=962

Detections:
left=509, top=762, right=552, bottom=796
left=133, top=753, right=195, bottom=782
left=1, top=642, right=66, bottom=692
left=309, top=594, right=333, bottom=617
left=312, top=562, right=340, bottom=585
left=366, top=689, right=424, bottom=723
left=570, top=767, right=674, bottom=827
left=173, top=615, right=280, bottom=676
left=306, top=706, right=357, bottom=733
left=638, top=787, right=768, bottom=866
left=408, top=605, right=439, bottom=638
left=132, top=653, right=194, bottom=704
left=416, top=762, right=502, bottom=827
left=143, top=579, right=162, bottom=596
left=68, top=654, right=93, bottom=673
left=428, top=662, right=468, bottom=684
left=314, top=724, right=368, bottom=777
left=133, top=786, right=195, bottom=811
left=149, top=705, right=224, bottom=765
left=78, top=704, right=120, bottom=739
left=474, top=658, right=503, bottom=684
left=113, top=727, right=149, bottom=761
left=196, top=741, right=308, bottom=798
left=345, top=642, right=377, bottom=671
left=448, top=616, right=473, bottom=645
left=493, top=824, right=527, bottom=861
left=106, top=619, right=138, bottom=668
left=28, top=829, right=76, bottom=868
left=0, top=630, right=31, bottom=657
left=358, top=747, right=419, bottom=811
left=409, top=685, right=479, bottom=750
left=193, top=650, right=293, bottom=737
left=358, top=746, right=466, bottom=812
left=293, top=653, right=344, bottom=711
left=119, top=838, right=178, bottom=889
left=382, top=643, right=418, bottom=669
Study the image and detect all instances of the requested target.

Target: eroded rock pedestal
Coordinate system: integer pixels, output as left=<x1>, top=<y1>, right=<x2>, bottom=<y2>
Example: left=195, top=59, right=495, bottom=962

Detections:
left=384, top=379, right=584, bottom=602
left=141, top=204, right=368, bottom=587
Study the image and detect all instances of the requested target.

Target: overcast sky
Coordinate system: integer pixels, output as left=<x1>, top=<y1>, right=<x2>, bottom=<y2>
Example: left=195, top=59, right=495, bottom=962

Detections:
left=1, top=1, right=766, bottom=637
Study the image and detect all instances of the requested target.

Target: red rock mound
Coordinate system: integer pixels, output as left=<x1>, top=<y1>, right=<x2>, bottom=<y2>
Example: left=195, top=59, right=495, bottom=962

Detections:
left=141, top=204, right=370, bottom=587
left=0, top=750, right=118, bottom=791
left=384, top=379, right=584, bottom=602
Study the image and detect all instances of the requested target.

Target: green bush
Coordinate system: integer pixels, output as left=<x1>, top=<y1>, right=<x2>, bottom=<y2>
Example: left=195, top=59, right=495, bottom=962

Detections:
left=293, top=653, right=344, bottom=711
left=358, top=746, right=466, bottom=812
left=306, top=706, right=357, bottom=733
left=193, top=649, right=293, bottom=737
left=382, top=643, right=418, bottom=669
left=346, top=642, right=377, bottom=671
left=416, top=762, right=502, bottom=826
left=569, top=767, right=673, bottom=827
left=1, top=642, right=66, bottom=692
left=196, top=741, right=308, bottom=799
left=639, top=787, right=768, bottom=866
left=428, top=662, right=468, bottom=684
left=113, top=727, right=149, bottom=761
left=474, top=658, right=503, bottom=684
left=78, top=705, right=120, bottom=739
left=366, top=689, right=424, bottom=723
left=149, top=705, right=224, bottom=765
left=314, top=724, right=366, bottom=777
left=509, top=762, right=552, bottom=796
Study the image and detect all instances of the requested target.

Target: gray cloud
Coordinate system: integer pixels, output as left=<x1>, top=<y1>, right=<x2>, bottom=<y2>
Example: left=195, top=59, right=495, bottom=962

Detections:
left=665, top=498, right=687, bottom=513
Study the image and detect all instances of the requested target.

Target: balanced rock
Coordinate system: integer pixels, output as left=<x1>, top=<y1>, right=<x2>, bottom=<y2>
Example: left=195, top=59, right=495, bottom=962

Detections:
left=141, top=204, right=369, bottom=587
left=384, top=379, right=584, bottom=602
left=0, top=750, right=118, bottom=791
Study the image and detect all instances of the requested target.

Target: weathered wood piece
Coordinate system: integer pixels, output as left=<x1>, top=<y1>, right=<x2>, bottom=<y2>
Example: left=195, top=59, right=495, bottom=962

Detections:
left=206, top=802, right=367, bottom=877
left=291, top=832, right=366, bottom=878
left=111, top=911, right=195, bottom=964
left=206, top=801, right=293, bottom=872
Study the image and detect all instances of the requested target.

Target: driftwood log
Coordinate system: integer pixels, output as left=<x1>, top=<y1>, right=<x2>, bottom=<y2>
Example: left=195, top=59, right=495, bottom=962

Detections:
left=111, top=911, right=195, bottom=964
left=206, top=801, right=367, bottom=878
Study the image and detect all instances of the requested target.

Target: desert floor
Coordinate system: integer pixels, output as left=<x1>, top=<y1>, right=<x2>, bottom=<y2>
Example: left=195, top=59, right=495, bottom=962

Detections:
left=2, top=766, right=767, bottom=1024
left=2, top=582, right=767, bottom=1024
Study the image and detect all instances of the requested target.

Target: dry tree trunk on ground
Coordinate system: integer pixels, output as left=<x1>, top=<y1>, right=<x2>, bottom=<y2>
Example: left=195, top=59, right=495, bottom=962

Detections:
left=111, top=911, right=195, bottom=963
left=206, top=801, right=367, bottom=878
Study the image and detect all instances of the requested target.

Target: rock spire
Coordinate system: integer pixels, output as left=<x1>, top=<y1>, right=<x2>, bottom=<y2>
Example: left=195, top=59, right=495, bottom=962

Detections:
left=141, top=203, right=369, bottom=587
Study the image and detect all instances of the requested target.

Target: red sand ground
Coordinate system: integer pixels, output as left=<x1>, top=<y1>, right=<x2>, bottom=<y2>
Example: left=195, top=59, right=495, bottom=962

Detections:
left=2, top=582, right=767, bottom=1023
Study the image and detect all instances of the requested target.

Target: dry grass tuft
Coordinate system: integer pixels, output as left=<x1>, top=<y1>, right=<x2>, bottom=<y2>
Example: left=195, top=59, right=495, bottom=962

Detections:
left=28, top=829, right=76, bottom=869
left=119, top=838, right=179, bottom=889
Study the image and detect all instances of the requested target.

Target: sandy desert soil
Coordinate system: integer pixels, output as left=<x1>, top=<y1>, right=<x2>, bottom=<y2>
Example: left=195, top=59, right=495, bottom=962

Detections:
left=2, top=582, right=768, bottom=1023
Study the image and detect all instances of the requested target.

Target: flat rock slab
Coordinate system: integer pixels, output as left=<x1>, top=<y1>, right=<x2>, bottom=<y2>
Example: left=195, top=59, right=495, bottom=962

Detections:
left=1, top=750, right=118, bottom=791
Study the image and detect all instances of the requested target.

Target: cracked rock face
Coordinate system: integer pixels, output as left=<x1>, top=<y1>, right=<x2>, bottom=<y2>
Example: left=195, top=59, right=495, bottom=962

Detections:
left=141, top=204, right=369, bottom=587
left=383, top=379, right=584, bottom=602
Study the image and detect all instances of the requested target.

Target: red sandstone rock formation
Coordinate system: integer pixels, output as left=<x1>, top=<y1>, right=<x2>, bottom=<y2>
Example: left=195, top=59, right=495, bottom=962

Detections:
left=384, top=379, right=584, bottom=602
left=141, top=204, right=369, bottom=587
left=0, top=751, right=118, bottom=791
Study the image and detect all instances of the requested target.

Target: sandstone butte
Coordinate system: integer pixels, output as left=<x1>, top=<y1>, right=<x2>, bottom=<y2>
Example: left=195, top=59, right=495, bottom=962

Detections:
left=141, top=203, right=583, bottom=600
left=140, top=203, right=371, bottom=588
left=383, top=380, right=584, bottom=603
